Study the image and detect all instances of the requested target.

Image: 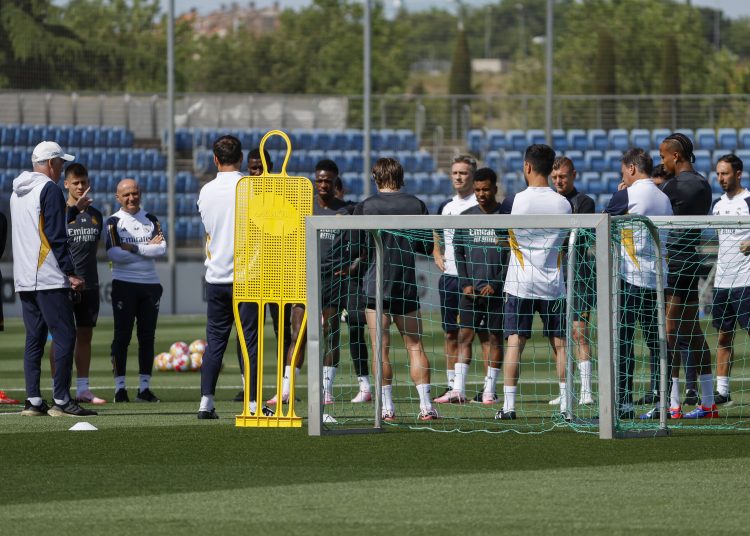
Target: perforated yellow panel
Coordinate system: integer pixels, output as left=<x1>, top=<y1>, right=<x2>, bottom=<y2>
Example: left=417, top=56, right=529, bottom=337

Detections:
left=233, top=130, right=312, bottom=428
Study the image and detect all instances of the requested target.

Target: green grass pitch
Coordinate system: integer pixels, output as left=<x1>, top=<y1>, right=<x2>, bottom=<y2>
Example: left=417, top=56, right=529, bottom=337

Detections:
left=1, top=315, right=749, bottom=534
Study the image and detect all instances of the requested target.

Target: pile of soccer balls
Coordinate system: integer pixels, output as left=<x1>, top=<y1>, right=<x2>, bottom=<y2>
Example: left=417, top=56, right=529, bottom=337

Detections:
left=154, top=339, right=206, bottom=372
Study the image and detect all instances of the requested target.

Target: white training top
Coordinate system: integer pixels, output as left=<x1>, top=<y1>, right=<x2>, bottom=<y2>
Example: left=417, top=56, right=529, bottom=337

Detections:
left=197, top=171, right=243, bottom=284
left=501, top=186, right=572, bottom=300
left=604, top=178, right=672, bottom=290
left=713, top=189, right=750, bottom=289
left=105, top=208, right=166, bottom=284
left=438, top=193, right=478, bottom=276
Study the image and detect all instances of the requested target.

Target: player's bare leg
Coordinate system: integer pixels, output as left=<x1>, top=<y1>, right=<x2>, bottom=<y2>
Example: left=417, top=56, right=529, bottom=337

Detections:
left=500, top=334, right=526, bottom=415
left=365, top=308, right=395, bottom=419
left=394, top=311, right=436, bottom=419
left=716, top=329, right=734, bottom=403
left=478, top=330, right=502, bottom=403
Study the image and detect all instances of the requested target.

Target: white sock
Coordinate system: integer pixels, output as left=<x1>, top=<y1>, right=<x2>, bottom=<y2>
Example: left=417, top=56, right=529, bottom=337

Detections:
left=139, top=374, right=151, bottom=392
left=115, top=376, right=126, bottom=391
left=485, top=367, right=500, bottom=396
left=503, top=385, right=517, bottom=412
left=53, top=396, right=68, bottom=406
left=382, top=385, right=394, bottom=412
left=28, top=396, right=43, bottom=407
left=717, top=376, right=729, bottom=396
left=249, top=400, right=257, bottom=414
left=323, top=366, right=337, bottom=394
left=76, top=377, right=89, bottom=395
left=670, top=377, right=681, bottom=408
left=578, top=360, right=592, bottom=398
left=447, top=369, right=455, bottom=389
left=199, top=394, right=214, bottom=412
left=559, top=382, right=568, bottom=412
left=699, top=374, right=715, bottom=407
left=453, top=363, right=469, bottom=395
left=357, top=376, right=371, bottom=393
left=416, top=383, right=432, bottom=411
left=282, top=366, right=291, bottom=397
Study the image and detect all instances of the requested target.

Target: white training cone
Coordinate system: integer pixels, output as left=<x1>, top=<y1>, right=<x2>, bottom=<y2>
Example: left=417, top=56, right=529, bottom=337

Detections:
left=322, top=413, right=337, bottom=424
left=69, top=422, right=98, bottom=431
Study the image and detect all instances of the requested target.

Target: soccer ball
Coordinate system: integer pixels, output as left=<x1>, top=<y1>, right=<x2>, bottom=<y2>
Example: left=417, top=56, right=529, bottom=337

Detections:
left=154, top=352, right=171, bottom=371
left=189, top=339, right=207, bottom=354
left=173, top=353, right=191, bottom=372
left=190, top=352, right=203, bottom=371
left=170, top=341, right=189, bottom=358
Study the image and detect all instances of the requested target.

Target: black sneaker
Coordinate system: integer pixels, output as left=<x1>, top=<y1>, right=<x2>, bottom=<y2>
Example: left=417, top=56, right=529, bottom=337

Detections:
left=683, top=389, right=699, bottom=406
left=714, top=391, right=733, bottom=406
left=114, top=389, right=130, bottom=403
left=20, top=399, right=50, bottom=416
left=197, top=409, right=219, bottom=420
left=261, top=405, right=275, bottom=416
left=635, top=391, right=658, bottom=405
left=48, top=400, right=98, bottom=417
left=135, top=388, right=160, bottom=403
left=232, top=390, right=245, bottom=402
left=472, top=391, right=500, bottom=404
left=494, top=409, right=516, bottom=420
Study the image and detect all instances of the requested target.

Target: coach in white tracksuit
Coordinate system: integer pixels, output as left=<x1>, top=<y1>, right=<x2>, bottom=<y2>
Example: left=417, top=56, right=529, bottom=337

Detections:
left=11, top=141, right=86, bottom=415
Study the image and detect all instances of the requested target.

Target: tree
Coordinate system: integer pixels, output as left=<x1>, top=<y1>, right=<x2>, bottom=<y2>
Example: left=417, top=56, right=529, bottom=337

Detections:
left=659, top=34, right=680, bottom=128
left=448, top=28, right=471, bottom=95
left=593, top=30, right=617, bottom=129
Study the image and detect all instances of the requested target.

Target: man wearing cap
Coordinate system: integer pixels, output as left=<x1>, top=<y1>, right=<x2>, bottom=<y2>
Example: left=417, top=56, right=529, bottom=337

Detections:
left=10, top=141, right=97, bottom=417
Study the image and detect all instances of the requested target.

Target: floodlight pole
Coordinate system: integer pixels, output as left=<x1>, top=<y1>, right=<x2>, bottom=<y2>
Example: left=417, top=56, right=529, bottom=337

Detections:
left=363, top=0, right=372, bottom=197
left=166, top=0, right=176, bottom=313
left=544, top=0, right=553, bottom=146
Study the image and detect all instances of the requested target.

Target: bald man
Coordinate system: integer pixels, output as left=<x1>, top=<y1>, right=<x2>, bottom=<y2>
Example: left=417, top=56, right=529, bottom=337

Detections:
left=105, top=179, right=166, bottom=403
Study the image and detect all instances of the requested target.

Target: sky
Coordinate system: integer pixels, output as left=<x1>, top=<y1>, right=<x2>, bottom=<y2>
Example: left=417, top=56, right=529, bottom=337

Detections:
left=164, top=0, right=750, bottom=19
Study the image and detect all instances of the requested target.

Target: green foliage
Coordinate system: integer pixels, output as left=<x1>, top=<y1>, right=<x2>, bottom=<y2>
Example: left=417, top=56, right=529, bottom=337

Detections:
left=448, top=28, right=471, bottom=96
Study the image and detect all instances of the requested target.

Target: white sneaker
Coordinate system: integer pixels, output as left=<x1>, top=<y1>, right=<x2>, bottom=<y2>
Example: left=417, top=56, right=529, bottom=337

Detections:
left=433, top=390, right=467, bottom=404
left=351, top=390, right=372, bottom=403
left=76, top=390, right=107, bottom=405
left=266, top=393, right=289, bottom=405
left=548, top=395, right=561, bottom=405
left=580, top=394, right=595, bottom=405
left=323, top=391, right=334, bottom=405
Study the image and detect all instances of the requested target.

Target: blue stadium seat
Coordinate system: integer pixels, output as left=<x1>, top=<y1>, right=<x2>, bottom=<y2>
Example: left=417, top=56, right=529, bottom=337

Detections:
left=587, top=129, right=607, bottom=151
left=468, top=129, right=486, bottom=153
left=9, top=147, right=25, bottom=168
left=693, top=150, right=711, bottom=174
left=598, top=193, right=613, bottom=211
left=80, top=127, right=96, bottom=147
left=651, top=128, right=671, bottom=148
left=0, top=148, right=8, bottom=169
left=630, top=129, right=651, bottom=149
left=502, top=172, right=521, bottom=196
left=564, top=150, right=585, bottom=173
left=711, top=149, right=727, bottom=166
left=695, top=128, right=716, bottom=151
left=397, top=129, right=418, bottom=151
left=552, top=129, right=568, bottom=152
left=567, top=129, right=587, bottom=151
left=736, top=149, right=750, bottom=166
left=608, top=129, right=629, bottom=151
left=585, top=150, right=606, bottom=172
left=486, top=129, right=506, bottom=152
left=395, top=150, right=415, bottom=173
left=503, top=150, right=524, bottom=172
left=142, top=150, right=157, bottom=171
left=581, top=172, right=604, bottom=194
left=649, top=149, right=661, bottom=167
left=506, top=130, right=527, bottom=152
left=604, top=150, right=622, bottom=172
left=484, top=150, right=501, bottom=171
left=346, top=129, right=363, bottom=151
left=381, top=129, right=399, bottom=151
left=122, top=129, right=134, bottom=148
left=331, top=130, right=348, bottom=152
left=526, top=129, right=546, bottom=147
left=739, top=129, right=750, bottom=149
left=342, top=172, right=363, bottom=196
left=676, top=128, right=695, bottom=145
left=602, top=171, right=621, bottom=193
left=717, top=128, right=738, bottom=151
left=431, top=172, right=449, bottom=194
left=415, top=150, right=436, bottom=173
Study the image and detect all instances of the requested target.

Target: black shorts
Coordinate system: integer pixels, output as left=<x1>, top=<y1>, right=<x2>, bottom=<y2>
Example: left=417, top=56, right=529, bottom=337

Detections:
left=366, top=297, right=420, bottom=316
left=439, top=274, right=460, bottom=332
left=458, top=293, right=503, bottom=333
left=666, top=259, right=701, bottom=303
left=344, top=278, right=367, bottom=325
left=572, top=283, right=595, bottom=322
left=73, top=288, right=100, bottom=328
left=321, top=277, right=342, bottom=310
left=712, top=287, right=750, bottom=333
left=503, top=294, right=565, bottom=339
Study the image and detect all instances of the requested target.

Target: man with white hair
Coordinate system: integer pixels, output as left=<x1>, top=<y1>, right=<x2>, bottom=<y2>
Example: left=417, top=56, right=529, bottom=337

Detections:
left=11, top=141, right=96, bottom=417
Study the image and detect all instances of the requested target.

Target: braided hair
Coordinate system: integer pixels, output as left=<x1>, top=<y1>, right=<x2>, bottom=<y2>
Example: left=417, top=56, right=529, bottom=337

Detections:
left=663, top=132, right=696, bottom=164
